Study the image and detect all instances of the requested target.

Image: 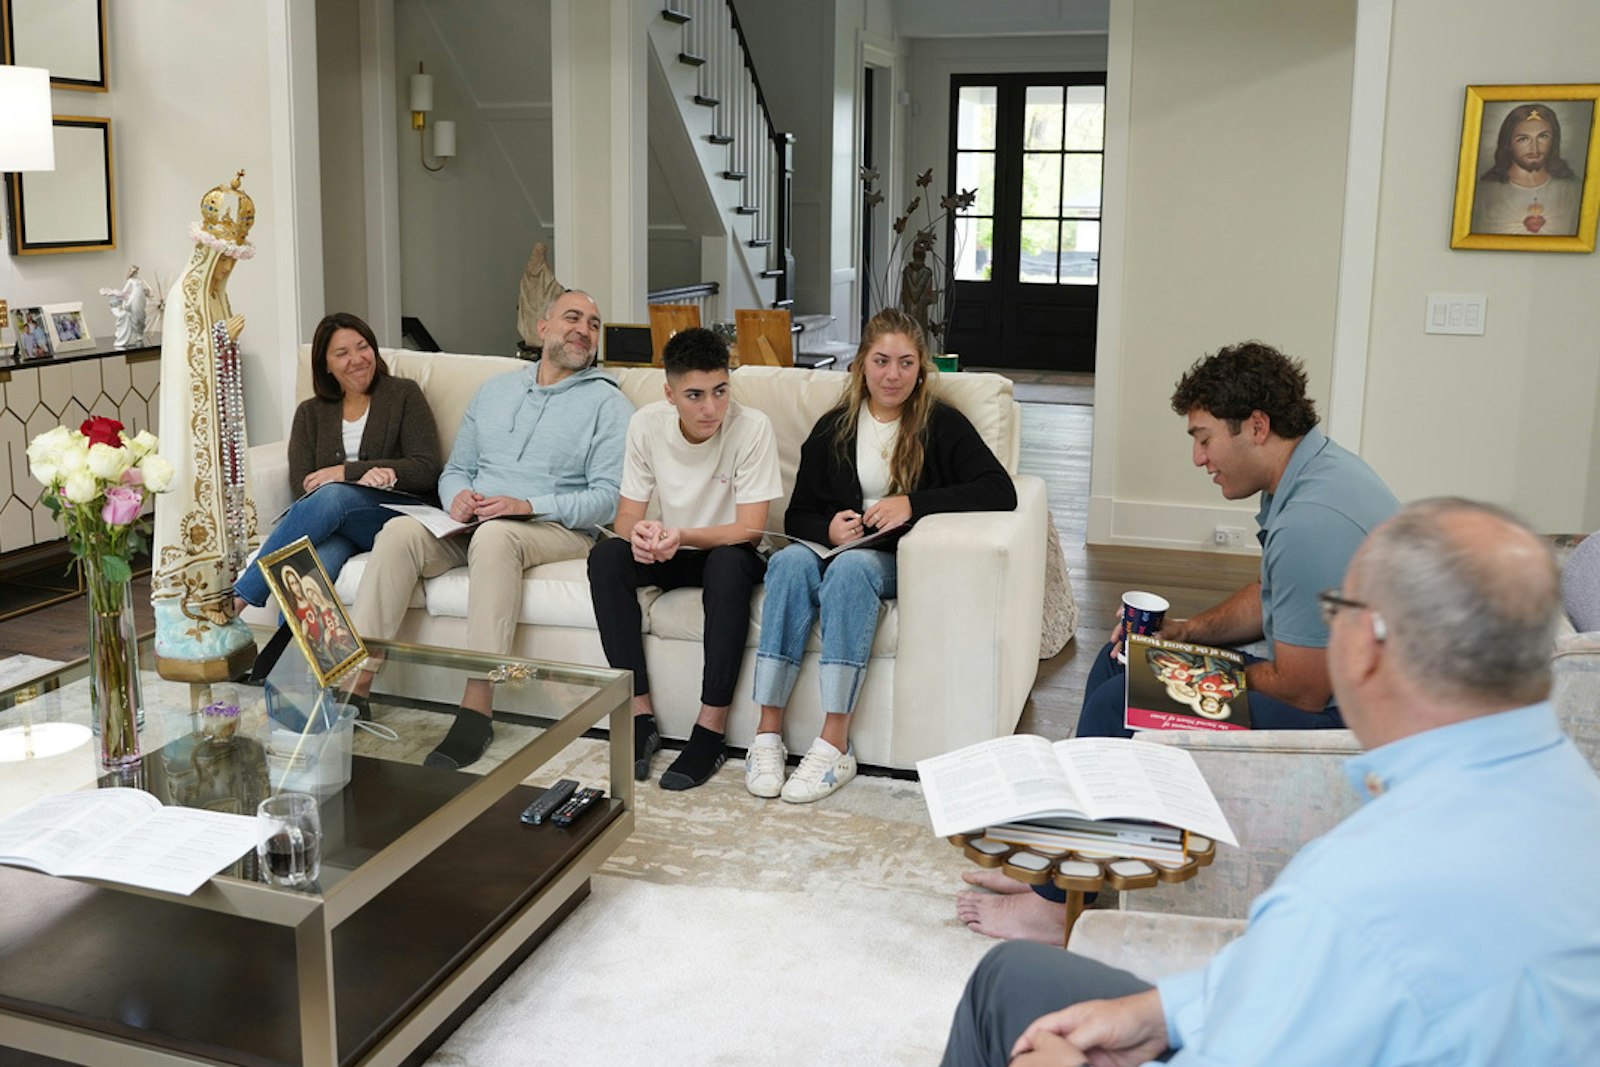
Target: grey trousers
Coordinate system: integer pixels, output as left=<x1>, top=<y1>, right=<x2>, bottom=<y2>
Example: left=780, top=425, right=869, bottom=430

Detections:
left=349, top=516, right=592, bottom=653
left=940, top=943, right=1156, bottom=1067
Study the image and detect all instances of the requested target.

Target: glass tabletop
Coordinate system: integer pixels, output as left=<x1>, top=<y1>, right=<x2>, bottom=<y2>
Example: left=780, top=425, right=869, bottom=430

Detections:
left=0, top=633, right=629, bottom=898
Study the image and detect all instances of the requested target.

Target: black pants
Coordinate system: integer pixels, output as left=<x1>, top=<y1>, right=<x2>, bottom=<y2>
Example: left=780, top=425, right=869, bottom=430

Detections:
left=940, top=943, right=1158, bottom=1067
left=588, top=538, right=765, bottom=707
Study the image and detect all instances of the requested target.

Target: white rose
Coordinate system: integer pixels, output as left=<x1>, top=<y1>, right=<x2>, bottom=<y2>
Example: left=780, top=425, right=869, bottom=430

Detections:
left=87, top=442, right=133, bottom=481
left=128, top=429, right=159, bottom=458
left=56, top=436, right=90, bottom=476
left=63, top=469, right=99, bottom=504
left=25, top=427, right=73, bottom=485
left=139, top=453, right=175, bottom=493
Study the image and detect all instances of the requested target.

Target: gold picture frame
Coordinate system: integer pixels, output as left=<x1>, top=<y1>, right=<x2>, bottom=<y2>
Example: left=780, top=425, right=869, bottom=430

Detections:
left=5, top=114, right=116, bottom=255
left=1451, top=84, right=1600, bottom=252
left=257, top=537, right=368, bottom=688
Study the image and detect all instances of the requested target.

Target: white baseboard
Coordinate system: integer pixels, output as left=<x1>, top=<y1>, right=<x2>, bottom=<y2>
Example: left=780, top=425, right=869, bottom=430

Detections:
left=1087, top=495, right=1263, bottom=555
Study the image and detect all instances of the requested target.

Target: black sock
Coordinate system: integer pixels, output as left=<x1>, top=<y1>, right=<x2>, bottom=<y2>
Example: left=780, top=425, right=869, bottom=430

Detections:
left=659, top=724, right=726, bottom=791
left=633, top=714, right=662, bottom=780
left=424, top=709, right=494, bottom=770
left=249, top=623, right=293, bottom=682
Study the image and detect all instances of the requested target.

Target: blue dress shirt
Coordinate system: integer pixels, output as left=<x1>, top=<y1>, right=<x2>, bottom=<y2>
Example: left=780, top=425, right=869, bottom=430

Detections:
left=1154, top=702, right=1600, bottom=1065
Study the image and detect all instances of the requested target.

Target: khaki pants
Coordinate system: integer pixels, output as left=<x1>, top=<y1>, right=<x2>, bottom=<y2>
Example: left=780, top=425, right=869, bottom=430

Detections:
left=349, top=517, right=593, bottom=655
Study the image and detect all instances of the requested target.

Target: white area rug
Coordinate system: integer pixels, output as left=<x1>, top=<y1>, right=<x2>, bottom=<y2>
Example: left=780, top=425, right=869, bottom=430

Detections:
left=419, top=738, right=993, bottom=1067
left=0, top=655, right=66, bottom=691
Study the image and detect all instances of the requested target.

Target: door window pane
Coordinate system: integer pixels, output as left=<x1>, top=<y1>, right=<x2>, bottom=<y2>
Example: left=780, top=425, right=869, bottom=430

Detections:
left=1019, top=219, right=1059, bottom=284
left=1024, top=86, right=1063, bottom=150
left=1064, top=86, right=1106, bottom=150
left=1022, top=153, right=1063, bottom=217
left=1061, top=155, right=1103, bottom=218
left=1060, top=220, right=1100, bottom=285
left=956, top=152, right=995, bottom=215
left=952, top=215, right=993, bottom=281
left=957, top=86, right=997, bottom=150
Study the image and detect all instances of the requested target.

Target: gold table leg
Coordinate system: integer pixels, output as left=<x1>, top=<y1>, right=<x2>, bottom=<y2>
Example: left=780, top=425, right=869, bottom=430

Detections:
left=1061, top=889, right=1085, bottom=948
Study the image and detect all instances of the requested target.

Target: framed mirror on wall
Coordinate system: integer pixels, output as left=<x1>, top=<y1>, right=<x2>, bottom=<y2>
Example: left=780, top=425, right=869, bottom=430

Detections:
left=2, top=0, right=109, bottom=91
left=6, top=115, right=116, bottom=255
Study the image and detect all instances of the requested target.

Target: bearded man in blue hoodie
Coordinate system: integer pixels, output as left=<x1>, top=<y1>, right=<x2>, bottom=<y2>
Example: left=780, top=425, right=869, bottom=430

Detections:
left=348, top=290, right=633, bottom=769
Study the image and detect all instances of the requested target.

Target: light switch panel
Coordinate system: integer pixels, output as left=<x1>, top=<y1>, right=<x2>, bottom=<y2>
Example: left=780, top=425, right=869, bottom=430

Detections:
left=1425, top=292, right=1487, bottom=336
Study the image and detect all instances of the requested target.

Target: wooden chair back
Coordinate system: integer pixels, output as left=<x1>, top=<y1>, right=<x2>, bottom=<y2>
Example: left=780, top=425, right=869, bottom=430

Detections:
left=647, top=304, right=702, bottom=365
left=734, top=308, right=793, bottom=367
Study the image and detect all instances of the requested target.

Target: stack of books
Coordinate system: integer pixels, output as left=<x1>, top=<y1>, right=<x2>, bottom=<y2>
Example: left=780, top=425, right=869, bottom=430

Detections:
left=983, top=816, right=1187, bottom=863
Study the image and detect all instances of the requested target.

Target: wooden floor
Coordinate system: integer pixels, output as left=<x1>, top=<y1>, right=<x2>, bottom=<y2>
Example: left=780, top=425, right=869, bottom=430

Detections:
left=0, top=372, right=1259, bottom=742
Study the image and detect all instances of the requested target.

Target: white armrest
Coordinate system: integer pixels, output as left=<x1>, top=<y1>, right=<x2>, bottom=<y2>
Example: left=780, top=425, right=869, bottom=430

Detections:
left=889, top=475, right=1047, bottom=765
left=248, top=442, right=292, bottom=529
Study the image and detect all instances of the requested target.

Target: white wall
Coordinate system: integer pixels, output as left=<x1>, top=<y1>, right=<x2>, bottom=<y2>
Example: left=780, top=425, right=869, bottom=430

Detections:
left=1088, top=0, right=1357, bottom=549
left=1358, top=0, right=1600, bottom=533
left=318, top=0, right=370, bottom=320
left=394, top=0, right=553, bottom=355
left=0, top=0, right=299, bottom=446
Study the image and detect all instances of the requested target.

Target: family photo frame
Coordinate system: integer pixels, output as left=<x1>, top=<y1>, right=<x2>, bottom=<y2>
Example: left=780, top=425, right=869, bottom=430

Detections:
left=41, top=301, right=93, bottom=353
left=1451, top=83, right=1600, bottom=252
left=258, top=537, right=368, bottom=688
left=10, top=305, right=52, bottom=361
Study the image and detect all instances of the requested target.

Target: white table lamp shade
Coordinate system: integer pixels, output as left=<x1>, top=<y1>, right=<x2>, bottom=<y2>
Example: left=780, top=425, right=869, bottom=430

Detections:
left=433, top=120, right=456, bottom=158
left=408, top=72, right=433, bottom=113
left=0, top=66, right=55, bottom=172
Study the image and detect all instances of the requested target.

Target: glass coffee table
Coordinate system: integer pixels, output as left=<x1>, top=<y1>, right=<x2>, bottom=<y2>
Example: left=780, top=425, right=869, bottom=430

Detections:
left=0, top=635, right=632, bottom=1067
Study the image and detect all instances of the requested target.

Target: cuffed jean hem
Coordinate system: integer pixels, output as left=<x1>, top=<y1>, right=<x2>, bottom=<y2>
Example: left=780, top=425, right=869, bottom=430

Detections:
left=818, top=659, right=867, bottom=717
left=752, top=652, right=801, bottom=708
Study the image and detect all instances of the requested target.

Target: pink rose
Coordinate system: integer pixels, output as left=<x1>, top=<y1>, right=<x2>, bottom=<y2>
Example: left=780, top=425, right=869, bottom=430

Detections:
left=101, top=485, right=143, bottom=527
left=120, top=467, right=144, bottom=486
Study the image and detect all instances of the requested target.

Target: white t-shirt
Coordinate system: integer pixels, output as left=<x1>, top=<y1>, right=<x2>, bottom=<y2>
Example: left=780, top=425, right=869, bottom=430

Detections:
left=620, top=399, right=782, bottom=538
left=342, top=409, right=368, bottom=461
left=855, top=402, right=899, bottom=506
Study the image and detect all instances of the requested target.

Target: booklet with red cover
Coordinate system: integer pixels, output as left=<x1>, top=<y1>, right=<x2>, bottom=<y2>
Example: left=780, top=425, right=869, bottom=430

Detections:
left=1124, top=634, right=1252, bottom=732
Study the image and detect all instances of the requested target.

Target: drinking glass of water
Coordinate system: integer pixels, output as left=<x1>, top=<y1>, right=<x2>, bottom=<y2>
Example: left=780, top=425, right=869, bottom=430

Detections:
left=256, top=792, right=322, bottom=888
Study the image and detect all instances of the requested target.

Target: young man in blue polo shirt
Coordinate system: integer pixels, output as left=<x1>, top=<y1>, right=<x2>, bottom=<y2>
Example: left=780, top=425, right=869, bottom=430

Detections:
left=959, top=340, right=1400, bottom=943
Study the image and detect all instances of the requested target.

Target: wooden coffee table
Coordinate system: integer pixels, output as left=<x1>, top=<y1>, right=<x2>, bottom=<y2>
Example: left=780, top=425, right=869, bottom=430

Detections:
left=950, top=831, right=1216, bottom=946
left=0, top=637, right=632, bottom=1067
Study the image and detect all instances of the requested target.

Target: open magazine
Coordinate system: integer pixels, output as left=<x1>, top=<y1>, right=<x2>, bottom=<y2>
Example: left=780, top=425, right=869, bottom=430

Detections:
left=383, top=503, right=539, bottom=539
left=751, top=522, right=912, bottom=560
left=1124, top=634, right=1252, bottom=732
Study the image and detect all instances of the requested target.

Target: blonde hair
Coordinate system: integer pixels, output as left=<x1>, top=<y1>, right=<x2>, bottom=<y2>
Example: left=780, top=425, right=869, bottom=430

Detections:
left=829, top=309, right=939, bottom=494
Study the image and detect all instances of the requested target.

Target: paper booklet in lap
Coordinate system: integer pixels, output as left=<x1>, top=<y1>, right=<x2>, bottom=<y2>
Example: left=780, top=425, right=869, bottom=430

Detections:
left=1124, top=633, right=1252, bottom=732
left=915, top=735, right=1237, bottom=847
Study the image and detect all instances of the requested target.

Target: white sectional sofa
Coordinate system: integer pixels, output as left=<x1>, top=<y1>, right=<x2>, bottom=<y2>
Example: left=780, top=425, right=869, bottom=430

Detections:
left=245, top=347, right=1047, bottom=769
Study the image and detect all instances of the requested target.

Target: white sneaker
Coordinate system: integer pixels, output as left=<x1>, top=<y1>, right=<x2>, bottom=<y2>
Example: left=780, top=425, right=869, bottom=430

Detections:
left=744, top=733, right=788, bottom=798
left=781, top=738, right=857, bottom=804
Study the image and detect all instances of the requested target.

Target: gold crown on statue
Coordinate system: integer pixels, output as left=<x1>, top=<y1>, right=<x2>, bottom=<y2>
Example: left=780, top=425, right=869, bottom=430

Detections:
left=199, top=170, right=256, bottom=245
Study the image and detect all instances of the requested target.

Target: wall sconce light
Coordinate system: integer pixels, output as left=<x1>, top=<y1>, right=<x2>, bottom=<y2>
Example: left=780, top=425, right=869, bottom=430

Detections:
left=408, top=62, right=456, bottom=172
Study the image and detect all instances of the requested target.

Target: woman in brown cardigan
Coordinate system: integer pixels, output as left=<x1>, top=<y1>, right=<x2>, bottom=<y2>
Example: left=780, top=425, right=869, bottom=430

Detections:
left=233, top=312, right=441, bottom=610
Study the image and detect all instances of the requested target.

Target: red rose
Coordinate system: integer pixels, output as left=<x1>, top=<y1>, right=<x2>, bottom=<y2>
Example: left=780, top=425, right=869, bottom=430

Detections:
left=80, top=416, right=125, bottom=448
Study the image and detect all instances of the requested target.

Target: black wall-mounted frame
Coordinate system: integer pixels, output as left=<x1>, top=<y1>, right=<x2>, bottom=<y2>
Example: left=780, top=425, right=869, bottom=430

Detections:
left=6, top=115, right=116, bottom=255
left=1, top=0, right=108, bottom=92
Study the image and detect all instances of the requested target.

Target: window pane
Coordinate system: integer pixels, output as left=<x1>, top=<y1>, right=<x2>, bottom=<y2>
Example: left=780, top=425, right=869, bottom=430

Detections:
left=952, top=215, right=993, bottom=281
left=957, top=86, right=997, bottom=150
left=1064, top=85, right=1106, bottom=150
left=1060, top=220, right=1100, bottom=286
left=1022, top=153, right=1062, bottom=217
left=1024, top=85, right=1063, bottom=150
left=1019, top=219, right=1059, bottom=284
left=956, top=152, right=995, bottom=215
left=1061, top=154, right=1103, bottom=218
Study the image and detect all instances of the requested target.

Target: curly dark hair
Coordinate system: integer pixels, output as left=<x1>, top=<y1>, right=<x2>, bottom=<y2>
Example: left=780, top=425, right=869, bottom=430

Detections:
left=1169, top=341, right=1319, bottom=438
left=662, top=326, right=730, bottom=378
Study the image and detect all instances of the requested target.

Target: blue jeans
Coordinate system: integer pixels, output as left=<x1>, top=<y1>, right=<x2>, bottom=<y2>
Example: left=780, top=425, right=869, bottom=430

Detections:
left=235, top=483, right=408, bottom=606
left=751, top=545, right=897, bottom=716
left=1075, top=640, right=1346, bottom=737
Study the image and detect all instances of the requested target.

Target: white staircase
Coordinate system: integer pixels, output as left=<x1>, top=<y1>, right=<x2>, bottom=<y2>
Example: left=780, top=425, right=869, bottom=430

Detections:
left=648, top=2, right=794, bottom=315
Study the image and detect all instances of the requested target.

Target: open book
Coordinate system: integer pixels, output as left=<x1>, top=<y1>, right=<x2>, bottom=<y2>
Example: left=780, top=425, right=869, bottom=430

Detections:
left=0, top=789, right=260, bottom=896
left=1125, top=634, right=1252, bottom=732
left=752, top=521, right=912, bottom=560
left=273, top=481, right=416, bottom=524
left=915, top=735, right=1237, bottom=846
left=383, top=503, right=539, bottom=539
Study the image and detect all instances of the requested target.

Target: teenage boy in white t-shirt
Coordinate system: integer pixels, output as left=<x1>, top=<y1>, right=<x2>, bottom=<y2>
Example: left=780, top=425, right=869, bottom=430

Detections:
left=588, top=327, right=783, bottom=790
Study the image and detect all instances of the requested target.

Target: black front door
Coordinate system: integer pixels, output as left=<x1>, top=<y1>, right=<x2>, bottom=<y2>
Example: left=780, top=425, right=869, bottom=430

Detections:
left=944, top=73, right=1107, bottom=372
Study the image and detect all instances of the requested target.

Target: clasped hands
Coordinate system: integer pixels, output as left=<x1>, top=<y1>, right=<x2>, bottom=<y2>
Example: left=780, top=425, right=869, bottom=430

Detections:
left=628, top=519, right=682, bottom=563
left=827, top=495, right=911, bottom=547
left=449, top=489, right=533, bottom=523
left=1009, top=990, right=1169, bottom=1067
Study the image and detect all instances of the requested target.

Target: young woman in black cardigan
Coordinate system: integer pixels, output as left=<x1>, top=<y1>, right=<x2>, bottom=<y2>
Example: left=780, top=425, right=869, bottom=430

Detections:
left=233, top=312, right=440, bottom=612
left=747, top=308, right=1016, bottom=803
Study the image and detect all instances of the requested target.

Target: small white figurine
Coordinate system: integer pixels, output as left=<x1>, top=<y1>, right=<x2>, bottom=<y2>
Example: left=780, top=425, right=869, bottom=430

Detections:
left=100, top=265, right=156, bottom=347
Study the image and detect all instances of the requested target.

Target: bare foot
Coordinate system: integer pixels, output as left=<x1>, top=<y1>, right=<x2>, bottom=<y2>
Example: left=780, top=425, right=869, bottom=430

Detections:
left=961, top=869, right=1034, bottom=894
left=955, top=888, right=1066, bottom=944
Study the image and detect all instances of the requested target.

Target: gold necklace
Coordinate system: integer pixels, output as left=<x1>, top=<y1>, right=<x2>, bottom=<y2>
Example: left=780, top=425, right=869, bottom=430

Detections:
left=866, top=409, right=899, bottom=461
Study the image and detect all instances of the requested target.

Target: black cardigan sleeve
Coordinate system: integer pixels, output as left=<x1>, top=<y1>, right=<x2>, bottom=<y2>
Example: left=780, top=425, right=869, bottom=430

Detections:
left=342, top=376, right=442, bottom=500
left=904, top=403, right=1017, bottom=518
left=784, top=409, right=860, bottom=545
left=286, top=398, right=320, bottom=494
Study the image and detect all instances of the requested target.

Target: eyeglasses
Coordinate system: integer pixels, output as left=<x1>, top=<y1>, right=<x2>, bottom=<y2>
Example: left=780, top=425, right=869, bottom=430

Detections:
left=1318, top=589, right=1388, bottom=642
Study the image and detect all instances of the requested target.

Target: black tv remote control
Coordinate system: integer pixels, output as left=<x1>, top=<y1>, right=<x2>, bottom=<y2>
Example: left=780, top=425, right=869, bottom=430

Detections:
left=520, top=779, right=578, bottom=825
left=550, top=786, right=605, bottom=827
